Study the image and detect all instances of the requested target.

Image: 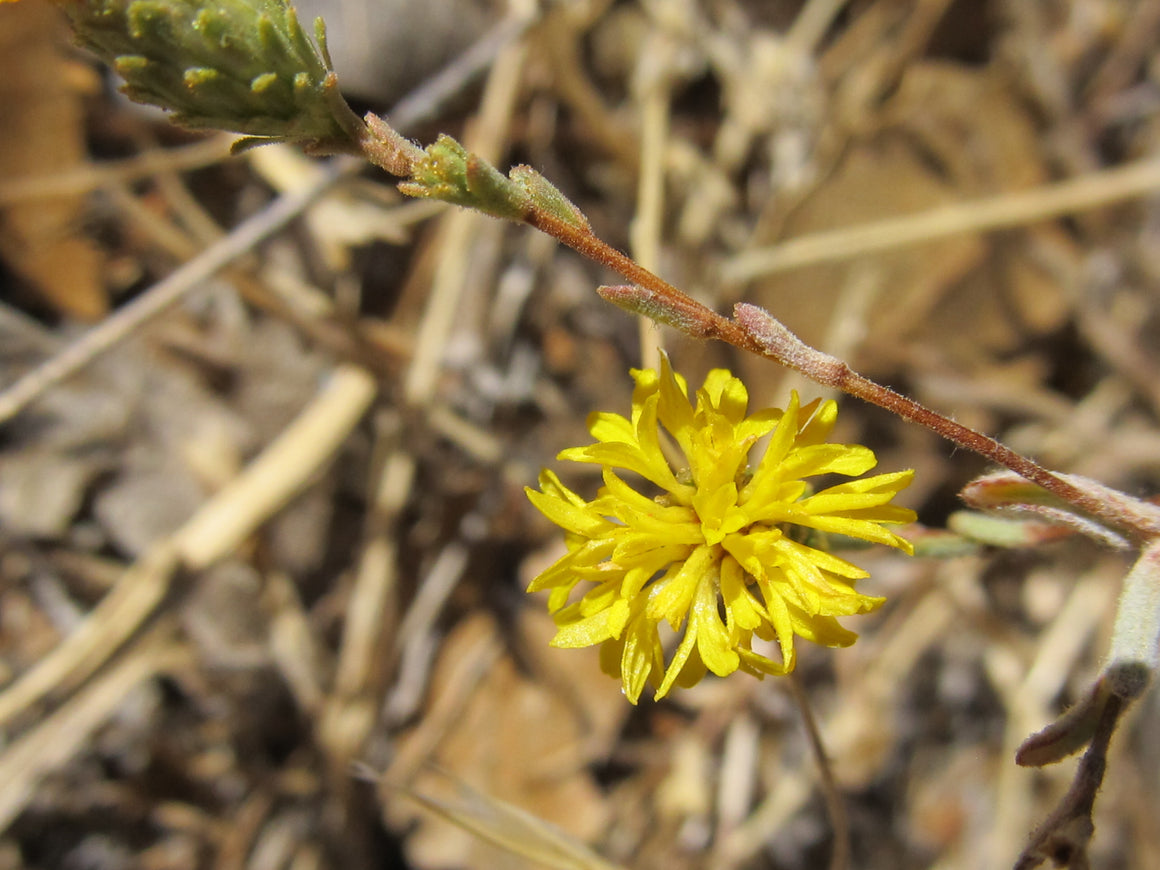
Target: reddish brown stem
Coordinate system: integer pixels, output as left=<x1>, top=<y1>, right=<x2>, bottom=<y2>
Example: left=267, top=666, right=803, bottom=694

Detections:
left=836, top=373, right=1144, bottom=535
left=527, top=209, right=1156, bottom=543
left=1014, top=692, right=1123, bottom=870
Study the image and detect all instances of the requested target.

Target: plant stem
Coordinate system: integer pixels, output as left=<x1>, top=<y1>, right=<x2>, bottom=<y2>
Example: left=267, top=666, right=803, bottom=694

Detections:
left=527, top=209, right=1156, bottom=541
left=787, top=672, right=849, bottom=870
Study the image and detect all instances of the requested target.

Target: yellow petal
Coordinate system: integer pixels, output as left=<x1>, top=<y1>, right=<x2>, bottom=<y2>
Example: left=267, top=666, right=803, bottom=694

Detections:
left=526, top=538, right=616, bottom=594
left=778, top=443, right=878, bottom=479
left=537, top=468, right=585, bottom=506
left=699, top=369, right=749, bottom=422
left=735, top=407, right=783, bottom=444
left=744, top=392, right=802, bottom=495
left=737, top=646, right=788, bottom=676
left=620, top=607, right=663, bottom=703
left=596, top=468, right=695, bottom=520
left=762, top=590, right=797, bottom=672
left=657, top=353, right=696, bottom=453
left=634, top=393, right=684, bottom=492
left=551, top=597, right=628, bottom=647
left=784, top=512, right=915, bottom=552
left=525, top=486, right=609, bottom=538
left=720, top=557, right=768, bottom=634
left=655, top=632, right=696, bottom=699
left=796, top=396, right=837, bottom=445
left=790, top=610, right=860, bottom=648
left=584, top=409, right=635, bottom=443
left=645, top=545, right=715, bottom=628
left=690, top=575, right=741, bottom=676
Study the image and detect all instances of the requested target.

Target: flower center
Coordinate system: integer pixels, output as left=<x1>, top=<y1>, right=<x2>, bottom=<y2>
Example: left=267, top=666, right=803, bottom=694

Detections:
left=692, top=481, right=750, bottom=546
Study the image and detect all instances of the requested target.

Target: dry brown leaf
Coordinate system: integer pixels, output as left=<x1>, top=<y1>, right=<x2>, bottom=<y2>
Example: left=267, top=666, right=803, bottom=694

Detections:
left=743, top=61, right=1077, bottom=402
left=0, top=3, right=105, bottom=319
left=888, top=62, right=1048, bottom=193
left=887, top=62, right=1074, bottom=351
left=390, top=771, right=627, bottom=870
left=741, top=132, right=985, bottom=401
left=386, top=610, right=628, bottom=870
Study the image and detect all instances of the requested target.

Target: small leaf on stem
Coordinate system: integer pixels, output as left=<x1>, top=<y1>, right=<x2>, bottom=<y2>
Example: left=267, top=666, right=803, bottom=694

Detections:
left=1016, top=677, right=1114, bottom=767
left=946, top=511, right=1074, bottom=548
left=1015, top=693, right=1124, bottom=870
left=733, top=302, right=847, bottom=386
left=597, top=285, right=713, bottom=337
left=509, top=166, right=590, bottom=230
left=1106, top=541, right=1160, bottom=697
left=1016, top=541, right=1160, bottom=772
left=962, top=470, right=1160, bottom=545
left=361, top=113, right=424, bottom=176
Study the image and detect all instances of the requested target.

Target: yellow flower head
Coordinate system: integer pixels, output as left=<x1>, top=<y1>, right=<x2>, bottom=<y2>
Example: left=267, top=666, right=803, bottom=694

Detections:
left=526, top=357, right=916, bottom=703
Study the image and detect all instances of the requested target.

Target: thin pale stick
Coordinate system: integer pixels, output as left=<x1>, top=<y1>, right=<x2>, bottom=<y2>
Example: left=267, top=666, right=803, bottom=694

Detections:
left=0, top=135, right=233, bottom=206
left=0, top=621, right=191, bottom=833
left=630, top=41, right=672, bottom=371
left=173, top=365, right=377, bottom=569
left=724, top=157, right=1160, bottom=283
left=0, top=365, right=375, bottom=729
left=385, top=12, right=535, bottom=132
left=0, top=158, right=359, bottom=426
left=402, top=36, right=529, bottom=404
left=786, top=0, right=849, bottom=53
left=0, top=545, right=179, bottom=731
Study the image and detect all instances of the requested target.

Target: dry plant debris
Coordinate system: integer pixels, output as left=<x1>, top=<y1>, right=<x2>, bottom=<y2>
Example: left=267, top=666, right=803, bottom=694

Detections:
left=2, top=1, right=1160, bottom=869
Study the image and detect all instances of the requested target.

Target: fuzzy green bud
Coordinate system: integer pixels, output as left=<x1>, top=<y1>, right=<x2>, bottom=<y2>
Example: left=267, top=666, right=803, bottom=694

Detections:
left=398, top=135, right=532, bottom=220
left=395, top=134, right=598, bottom=229
left=61, top=0, right=363, bottom=151
left=509, top=165, right=589, bottom=230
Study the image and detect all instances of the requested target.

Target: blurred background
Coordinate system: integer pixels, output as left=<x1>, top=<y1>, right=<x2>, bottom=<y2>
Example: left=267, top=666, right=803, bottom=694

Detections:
left=1, top=0, right=1159, bottom=867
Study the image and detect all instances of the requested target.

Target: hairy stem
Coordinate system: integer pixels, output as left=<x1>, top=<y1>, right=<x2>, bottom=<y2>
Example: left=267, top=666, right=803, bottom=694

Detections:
left=527, top=209, right=1156, bottom=542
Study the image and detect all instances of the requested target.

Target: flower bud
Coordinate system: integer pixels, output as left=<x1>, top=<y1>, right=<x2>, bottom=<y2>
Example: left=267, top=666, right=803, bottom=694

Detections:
left=60, top=0, right=363, bottom=150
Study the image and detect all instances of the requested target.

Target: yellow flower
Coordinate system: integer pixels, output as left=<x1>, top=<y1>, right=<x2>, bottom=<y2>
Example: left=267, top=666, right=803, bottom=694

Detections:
left=526, top=357, right=916, bottom=703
